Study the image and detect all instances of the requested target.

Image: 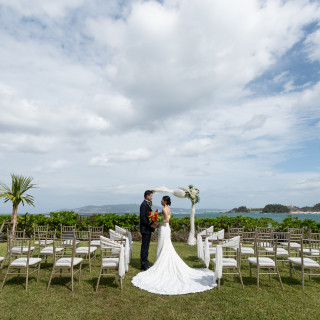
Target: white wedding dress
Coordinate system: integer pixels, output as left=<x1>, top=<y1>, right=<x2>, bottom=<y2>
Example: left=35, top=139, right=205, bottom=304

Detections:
left=131, top=216, right=217, bottom=295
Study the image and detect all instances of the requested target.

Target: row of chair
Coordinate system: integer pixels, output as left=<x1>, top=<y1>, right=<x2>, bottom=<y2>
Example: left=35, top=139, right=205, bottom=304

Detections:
left=0, top=226, right=131, bottom=292
left=198, top=227, right=320, bottom=290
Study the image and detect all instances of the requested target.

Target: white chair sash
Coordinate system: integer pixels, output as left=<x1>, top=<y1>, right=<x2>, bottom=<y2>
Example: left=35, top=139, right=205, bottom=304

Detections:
left=115, top=225, right=133, bottom=253
left=197, top=234, right=204, bottom=260
left=213, top=236, right=240, bottom=281
left=124, top=237, right=130, bottom=272
left=206, top=229, right=224, bottom=241
left=199, top=226, right=214, bottom=236
left=100, top=236, right=125, bottom=278
left=203, top=230, right=225, bottom=268
left=109, top=229, right=126, bottom=241
left=127, top=231, right=133, bottom=252
left=204, top=238, right=210, bottom=267
left=115, top=225, right=127, bottom=235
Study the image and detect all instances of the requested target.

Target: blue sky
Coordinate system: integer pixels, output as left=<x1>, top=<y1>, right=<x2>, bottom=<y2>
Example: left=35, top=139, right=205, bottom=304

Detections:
left=0, top=0, right=320, bottom=213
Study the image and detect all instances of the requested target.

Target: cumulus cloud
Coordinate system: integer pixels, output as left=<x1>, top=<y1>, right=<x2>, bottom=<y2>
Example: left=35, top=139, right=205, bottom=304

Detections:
left=0, top=0, right=320, bottom=212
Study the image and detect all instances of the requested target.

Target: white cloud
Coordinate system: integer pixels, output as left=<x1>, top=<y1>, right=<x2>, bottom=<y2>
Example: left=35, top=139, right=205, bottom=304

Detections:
left=89, top=148, right=152, bottom=167
left=293, top=176, right=320, bottom=191
left=305, top=28, right=320, bottom=62
left=0, top=0, right=320, bottom=212
left=0, top=0, right=85, bottom=18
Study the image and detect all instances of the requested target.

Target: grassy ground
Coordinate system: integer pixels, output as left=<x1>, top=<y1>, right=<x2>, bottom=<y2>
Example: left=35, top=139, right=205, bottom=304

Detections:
left=0, top=241, right=320, bottom=320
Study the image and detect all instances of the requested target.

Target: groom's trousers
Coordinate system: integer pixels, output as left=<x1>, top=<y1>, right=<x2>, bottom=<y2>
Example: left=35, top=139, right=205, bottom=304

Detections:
left=141, top=232, right=152, bottom=269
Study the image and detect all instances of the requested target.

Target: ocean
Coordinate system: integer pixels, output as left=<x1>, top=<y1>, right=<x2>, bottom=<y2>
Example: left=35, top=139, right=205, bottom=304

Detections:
left=171, top=210, right=320, bottom=223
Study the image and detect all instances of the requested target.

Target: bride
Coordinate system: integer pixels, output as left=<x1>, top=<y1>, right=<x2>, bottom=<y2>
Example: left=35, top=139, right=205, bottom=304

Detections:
left=131, top=195, right=216, bottom=295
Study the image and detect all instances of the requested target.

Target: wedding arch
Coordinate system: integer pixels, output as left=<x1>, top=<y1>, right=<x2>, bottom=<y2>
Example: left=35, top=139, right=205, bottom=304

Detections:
left=152, top=185, right=199, bottom=246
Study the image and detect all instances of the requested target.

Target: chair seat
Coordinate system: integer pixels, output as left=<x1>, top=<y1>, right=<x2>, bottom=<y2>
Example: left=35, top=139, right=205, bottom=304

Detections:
left=102, top=258, right=119, bottom=268
left=55, top=257, right=83, bottom=267
left=281, top=242, right=301, bottom=248
left=240, top=247, right=254, bottom=255
left=299, top=248, right=320, bottom=256
left=40, top=247, right=64, bottom=254
left=10, top=257, right=42, bottom=267
left=62, top=240, right=80, bottom=246
left=34, top=240, right=54, bottom=246
left=90, top=240, right=101, bottom=246
left=265, top=247, right=289, bottom=255
left=248, top=257, right=275, bottom=267
left=212, top=258, right=237, bottom=267
left=76, top=246, right=97, bottom=254
left=12, top=246, right=35, bottom=253
left=288, top=257, right=320, bottom=268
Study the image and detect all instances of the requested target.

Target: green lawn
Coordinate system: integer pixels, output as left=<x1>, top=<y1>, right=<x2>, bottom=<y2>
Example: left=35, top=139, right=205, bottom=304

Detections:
left=0, top=241, right=320, bottom=320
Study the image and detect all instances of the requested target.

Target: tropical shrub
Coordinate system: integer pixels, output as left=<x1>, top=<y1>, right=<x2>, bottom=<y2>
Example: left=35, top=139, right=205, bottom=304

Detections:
left=1, top=212, right=320, bottom=233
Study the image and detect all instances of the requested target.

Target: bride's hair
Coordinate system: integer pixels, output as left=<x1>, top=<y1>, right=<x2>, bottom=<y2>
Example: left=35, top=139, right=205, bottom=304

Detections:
left=162, top=195, right=171, bottom=206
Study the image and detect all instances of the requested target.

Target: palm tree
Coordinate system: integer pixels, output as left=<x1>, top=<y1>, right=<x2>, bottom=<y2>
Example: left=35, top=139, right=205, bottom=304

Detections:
left=0, top=174, right=37, bottom=235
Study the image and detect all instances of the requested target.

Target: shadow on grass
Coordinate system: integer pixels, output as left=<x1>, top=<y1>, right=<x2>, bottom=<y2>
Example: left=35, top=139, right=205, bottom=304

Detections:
left=130, top=258, right=142, bottom=270
left=88, top=277, right=121, bottom=291
left=1, top=275, right=38, bottom=290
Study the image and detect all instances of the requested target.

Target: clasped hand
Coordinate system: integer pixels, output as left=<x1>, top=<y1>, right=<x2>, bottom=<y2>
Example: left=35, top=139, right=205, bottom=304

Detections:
left=151, top=222, right=160, bottom=228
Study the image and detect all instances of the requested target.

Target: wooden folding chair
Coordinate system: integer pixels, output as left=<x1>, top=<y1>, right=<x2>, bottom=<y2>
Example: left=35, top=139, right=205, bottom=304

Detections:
left=0, top=236, right=41, bottom=291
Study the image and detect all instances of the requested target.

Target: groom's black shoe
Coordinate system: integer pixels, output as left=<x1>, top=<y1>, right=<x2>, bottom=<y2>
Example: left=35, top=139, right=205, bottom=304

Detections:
left=141, top=266, right=150, bottom=271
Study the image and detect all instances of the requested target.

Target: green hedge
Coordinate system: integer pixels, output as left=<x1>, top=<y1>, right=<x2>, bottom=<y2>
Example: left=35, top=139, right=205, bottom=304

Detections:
left=1, top=211, right=320, bottom=234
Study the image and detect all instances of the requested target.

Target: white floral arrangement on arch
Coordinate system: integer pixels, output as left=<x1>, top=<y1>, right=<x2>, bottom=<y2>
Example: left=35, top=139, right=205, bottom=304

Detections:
left=182, top=185, right=200, bottom=205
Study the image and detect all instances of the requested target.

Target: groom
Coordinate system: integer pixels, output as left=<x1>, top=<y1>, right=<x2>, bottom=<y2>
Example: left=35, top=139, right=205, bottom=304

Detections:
left=140, top=190, right=158, bottom=270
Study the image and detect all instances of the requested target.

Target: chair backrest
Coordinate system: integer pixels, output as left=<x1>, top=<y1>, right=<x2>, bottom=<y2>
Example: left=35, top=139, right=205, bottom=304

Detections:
left=109, top=229, right=125, bottom=242
left=241, top=231, right=256, bottom=247
left=52, top=234, right=77, bottom=269
left=8, top=236, right=33, bottom=262
left=75, top=231, right=91, bottom=242
left=100, top=236, right=121, bottom=258
left=256, top=227, right=273, bottom=246
left=227, top=227, right=244, bottom=239
left=34, top=229, right=56, bottom=238
left=288, top=228, right=303, bottom=234
left=9, top=229, right=26, bottom=239
left=272, top=231, right=290, bottom=244
left=33, top=225, right=49, bottom=233
left=198, top=226, right=214, bottom=237
left=221, top=236, right=241, bottom=260
left=61, top=225, right=76, bottom=239
left=305, top=233, right=320, bottom=260
left=89, top=226, right=104, bottom=240
left=115, top=225, right=129, bottom=236
left=254, top=235, right=278, bottom=263
left=288, top=228, right=304, bottom=242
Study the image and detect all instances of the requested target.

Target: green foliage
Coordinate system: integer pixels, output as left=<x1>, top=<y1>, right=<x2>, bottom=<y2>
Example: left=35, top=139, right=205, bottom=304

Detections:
left=0, top=173, right=37, bottom=207
left=262, top=204, right=290, bottom=213
left=1, top=211, right=320, bottom=233
left=229, top=206, right=250, bottom=213
left=300, top=203, right=320, bottom=212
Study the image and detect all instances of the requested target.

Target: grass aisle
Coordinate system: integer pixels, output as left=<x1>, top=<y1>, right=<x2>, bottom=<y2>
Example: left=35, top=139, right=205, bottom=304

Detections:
left=0, top=241, right=320, bottom=320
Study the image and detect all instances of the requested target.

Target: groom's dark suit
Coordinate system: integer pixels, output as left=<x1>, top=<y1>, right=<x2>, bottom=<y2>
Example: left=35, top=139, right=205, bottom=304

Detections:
left=140, top=199, right=155, bottom=270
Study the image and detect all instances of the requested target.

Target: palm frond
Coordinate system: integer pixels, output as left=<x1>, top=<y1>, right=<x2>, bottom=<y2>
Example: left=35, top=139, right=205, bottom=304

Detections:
left=0, top=173, right=37, bottom=207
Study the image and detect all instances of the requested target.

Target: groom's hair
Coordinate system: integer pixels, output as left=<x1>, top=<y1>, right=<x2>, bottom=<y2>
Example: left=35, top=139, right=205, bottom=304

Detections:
left=144, top=190, right=153, bottom=198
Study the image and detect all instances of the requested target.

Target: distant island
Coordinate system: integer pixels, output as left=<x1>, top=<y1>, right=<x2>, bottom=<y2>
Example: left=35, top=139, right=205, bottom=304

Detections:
left=228, top=203, right=320, bottom=214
